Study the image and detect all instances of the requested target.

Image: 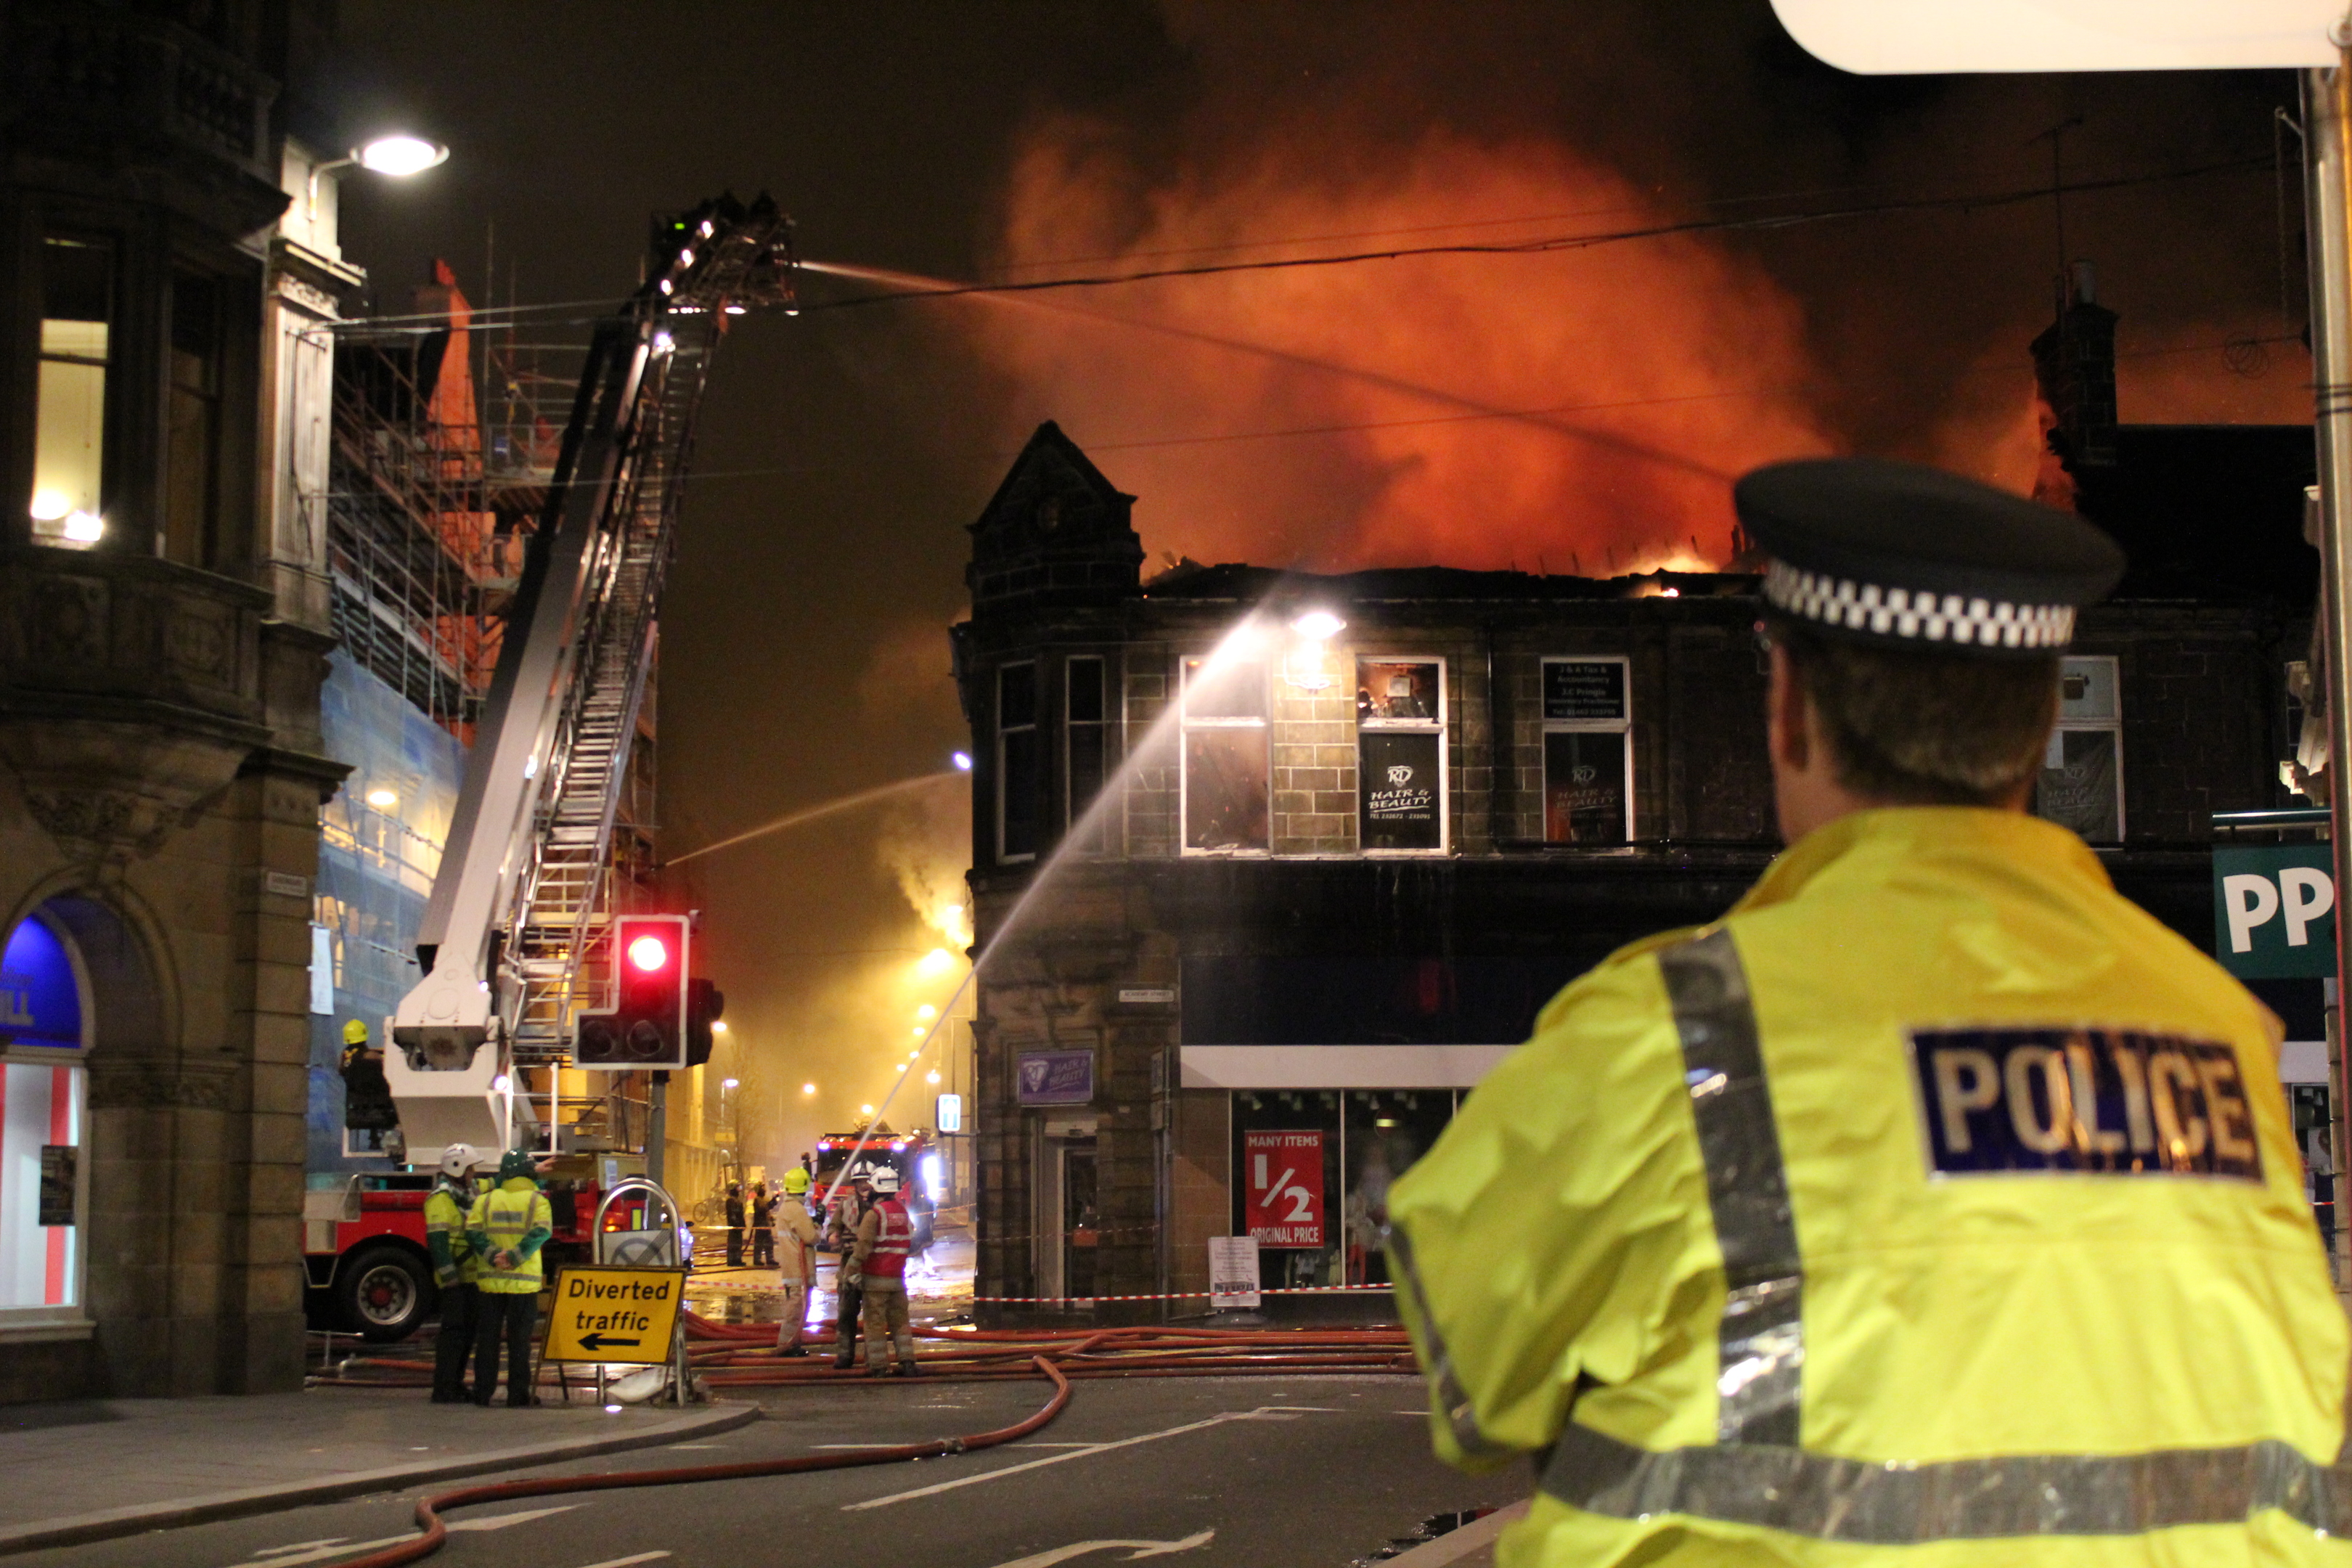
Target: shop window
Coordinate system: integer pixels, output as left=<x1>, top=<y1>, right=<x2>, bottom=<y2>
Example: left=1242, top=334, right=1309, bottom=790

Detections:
left=1542, top=657, right=1632, bottom=844
left=1066, top=656, right=1108, bottom=852
left=1182, top=655, right=1268, bottom=853
left=31, top=237, right=113, bottom=549
left=0, top=917, right=86, bottom=1313
left=1357, top=658, right=1444, bottom=852
left=1342, top=1090, right=1455, bottom=1285
left=997, top=662, right=1039, bottom=862
left=2036, top=655, right=2123, bottom=842
left=166, top=271, right=224, bottom=567
left=1232, top=1087, right=1462, bottom=1291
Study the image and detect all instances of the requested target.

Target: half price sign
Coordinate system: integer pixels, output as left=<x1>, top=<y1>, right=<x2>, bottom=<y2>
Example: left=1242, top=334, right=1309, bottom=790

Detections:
left=1244, top=1130, right=1326, bottom=1249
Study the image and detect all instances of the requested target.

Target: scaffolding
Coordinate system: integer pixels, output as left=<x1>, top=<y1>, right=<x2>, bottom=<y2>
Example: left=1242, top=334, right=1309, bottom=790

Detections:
left=309, top=261, right=661, bottom=1160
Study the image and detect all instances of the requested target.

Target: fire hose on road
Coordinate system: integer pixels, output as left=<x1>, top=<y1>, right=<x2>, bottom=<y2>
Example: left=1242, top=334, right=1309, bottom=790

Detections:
left=302, top=1323, right=1424, bottom=1567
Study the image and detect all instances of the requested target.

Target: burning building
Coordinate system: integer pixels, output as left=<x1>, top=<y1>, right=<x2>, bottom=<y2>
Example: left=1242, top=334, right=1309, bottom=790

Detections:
left=954, top=396, right=2319, bottom=1320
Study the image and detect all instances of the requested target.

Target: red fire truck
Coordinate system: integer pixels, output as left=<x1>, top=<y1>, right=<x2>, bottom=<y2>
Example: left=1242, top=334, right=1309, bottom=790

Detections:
left=302, top=1165, right=660, bottom=1341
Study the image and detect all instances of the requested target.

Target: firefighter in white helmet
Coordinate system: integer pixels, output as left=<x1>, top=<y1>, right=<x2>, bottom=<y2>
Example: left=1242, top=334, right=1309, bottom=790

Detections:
left=424, top=1143, right=487, bottom=1402
left=852, top=1166, right=916, bottom=1376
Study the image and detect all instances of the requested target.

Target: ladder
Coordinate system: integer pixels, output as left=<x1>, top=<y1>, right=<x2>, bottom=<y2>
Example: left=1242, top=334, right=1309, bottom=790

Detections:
left=502, top=196, right=798, bottom=1063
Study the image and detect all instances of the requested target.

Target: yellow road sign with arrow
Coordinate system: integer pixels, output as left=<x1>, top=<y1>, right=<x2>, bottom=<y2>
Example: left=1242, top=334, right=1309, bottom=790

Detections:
left=540, top=1266, right=685, bottom=1365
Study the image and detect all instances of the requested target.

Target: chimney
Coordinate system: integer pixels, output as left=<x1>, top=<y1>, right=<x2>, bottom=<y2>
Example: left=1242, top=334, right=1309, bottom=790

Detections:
left=2030, top=260, right=2119, bottom=473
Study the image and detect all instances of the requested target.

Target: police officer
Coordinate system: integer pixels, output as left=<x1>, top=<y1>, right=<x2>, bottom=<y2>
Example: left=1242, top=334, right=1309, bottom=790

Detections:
left=723, top=1181, right=746, bottom=1269
left=1387, top=457, right=2350, bottom=1564
left=750, top=1180, right=775, bottom=1268
left=423, top=1143, right=486, bottom=1402
left=466, top=1149, right=554, bottom=1408
left=852, top=1167, right=916, bottom=1377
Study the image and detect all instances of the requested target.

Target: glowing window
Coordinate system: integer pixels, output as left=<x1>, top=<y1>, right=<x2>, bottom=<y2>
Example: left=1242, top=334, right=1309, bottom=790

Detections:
left=1357, top=658, right=1445, bottom=853
left=1181, top=656, right=1268, bottom=853
left=2036, top=655, right=2123, bottom=843
left=32, top=238, right=112, bottom=550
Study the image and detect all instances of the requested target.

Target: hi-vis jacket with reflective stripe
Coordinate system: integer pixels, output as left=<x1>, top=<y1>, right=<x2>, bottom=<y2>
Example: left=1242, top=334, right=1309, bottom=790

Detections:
left=1387, top=808, right=2351, bottom=1567
left=465, top=1178, right=553, bottom=1296
left=422, top=1185, right=481, bottom=1289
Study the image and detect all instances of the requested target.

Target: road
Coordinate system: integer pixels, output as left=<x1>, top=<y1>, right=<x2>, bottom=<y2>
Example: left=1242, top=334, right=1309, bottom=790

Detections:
left=17, top=1375, right=1522, bottom=1568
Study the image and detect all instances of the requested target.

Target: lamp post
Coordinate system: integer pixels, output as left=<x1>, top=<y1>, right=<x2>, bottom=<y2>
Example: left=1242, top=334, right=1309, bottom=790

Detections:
left=307, top=134, right=451, bottom=219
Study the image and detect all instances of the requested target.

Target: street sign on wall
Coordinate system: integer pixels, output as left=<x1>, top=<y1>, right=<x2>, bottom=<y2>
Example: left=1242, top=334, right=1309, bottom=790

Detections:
left=1243, top=1130, right=1326, bottom=1249
left=2214, top=845, right=2337, bottom=979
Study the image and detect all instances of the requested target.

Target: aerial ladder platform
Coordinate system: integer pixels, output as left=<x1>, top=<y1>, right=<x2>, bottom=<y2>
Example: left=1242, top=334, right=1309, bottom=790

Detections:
left=388, top=194, right=798, bottom=1164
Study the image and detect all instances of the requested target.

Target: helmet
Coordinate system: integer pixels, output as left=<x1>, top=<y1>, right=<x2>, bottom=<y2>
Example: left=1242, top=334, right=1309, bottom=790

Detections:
left=342, top=1018, right=370, bottom=1045
left=438, top=1143, right=483, bottom=1180
left=846, top=1164, right=875, bottom=1187
left=497, top=1149, right=536, bottom=1183
left=782, top=1167, right=810, bottom=1196
left=870, top=1167, right=902, bottom=1196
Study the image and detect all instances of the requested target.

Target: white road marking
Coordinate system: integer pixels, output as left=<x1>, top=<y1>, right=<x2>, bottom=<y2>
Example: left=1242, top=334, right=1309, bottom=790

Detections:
left=983, top=1530, right=1214, bottom=1567
left=253, top=1544, right=348, bottom=1558
left=572, top=1554, right=671, bottom=1568
left=233, top=1538, right=409, bottom=1567
left=666, top=1442, right=725, bottom=1448
left=448, top=1506, right=580, bottom=1531
left=843, top=1408, right=1312, bottom=1511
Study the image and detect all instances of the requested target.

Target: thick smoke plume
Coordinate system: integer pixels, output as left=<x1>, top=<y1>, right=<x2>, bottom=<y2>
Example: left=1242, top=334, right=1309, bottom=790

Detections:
left=974, top=126, right=1835, bottom=571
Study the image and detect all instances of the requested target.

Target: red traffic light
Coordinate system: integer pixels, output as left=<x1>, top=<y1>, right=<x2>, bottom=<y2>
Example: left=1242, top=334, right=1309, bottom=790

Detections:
left=627, top=932, right=673, bottom=972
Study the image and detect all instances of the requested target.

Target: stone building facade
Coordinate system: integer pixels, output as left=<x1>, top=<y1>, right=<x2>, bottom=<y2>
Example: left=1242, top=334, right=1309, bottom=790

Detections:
left=0, top=1, right=351, bottom=1397
left=954, top=421, right=2311, bottom=1323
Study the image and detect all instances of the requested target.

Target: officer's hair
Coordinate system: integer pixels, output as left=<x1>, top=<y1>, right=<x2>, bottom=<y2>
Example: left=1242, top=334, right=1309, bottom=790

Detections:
left=1765, top=613, right=2059, bottom=806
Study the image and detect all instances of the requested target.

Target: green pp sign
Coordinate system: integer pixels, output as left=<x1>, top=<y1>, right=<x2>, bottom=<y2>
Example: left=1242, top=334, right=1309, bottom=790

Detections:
left=2213, top=845, right=2337, bottom=979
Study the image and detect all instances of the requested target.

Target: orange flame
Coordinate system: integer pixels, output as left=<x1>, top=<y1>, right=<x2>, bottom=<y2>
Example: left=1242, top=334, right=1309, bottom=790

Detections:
left=968, top=126, right=1840, bottom=573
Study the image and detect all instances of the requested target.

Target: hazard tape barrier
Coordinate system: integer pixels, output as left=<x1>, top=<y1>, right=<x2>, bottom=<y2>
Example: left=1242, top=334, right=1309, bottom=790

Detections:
left=965, top=1283, right=1397, bottom=1304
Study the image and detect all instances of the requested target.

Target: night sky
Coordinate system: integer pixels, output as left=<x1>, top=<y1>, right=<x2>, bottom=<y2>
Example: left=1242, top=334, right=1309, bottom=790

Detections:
left=332, top=1, right=2306, bottom=1167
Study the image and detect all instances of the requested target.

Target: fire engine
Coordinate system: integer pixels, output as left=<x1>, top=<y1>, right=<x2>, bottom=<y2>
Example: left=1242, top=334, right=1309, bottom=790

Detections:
left=303, top=195, right=797, bottom=1339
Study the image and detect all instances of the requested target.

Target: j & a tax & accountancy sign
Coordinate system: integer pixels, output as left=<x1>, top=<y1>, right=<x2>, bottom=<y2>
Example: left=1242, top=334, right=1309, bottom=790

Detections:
left=2213, top=845, right=2337, bottom=979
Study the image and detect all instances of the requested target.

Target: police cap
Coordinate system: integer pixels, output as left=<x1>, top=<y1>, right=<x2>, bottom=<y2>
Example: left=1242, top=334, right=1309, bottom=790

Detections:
left=1735, top=457, right=2124, bottom=656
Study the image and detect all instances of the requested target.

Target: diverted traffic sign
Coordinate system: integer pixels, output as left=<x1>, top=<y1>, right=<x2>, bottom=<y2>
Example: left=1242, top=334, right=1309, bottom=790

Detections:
left=2213, top=845, right=2337, bottom=979
left=541, top=1266, right=685, bottom=1365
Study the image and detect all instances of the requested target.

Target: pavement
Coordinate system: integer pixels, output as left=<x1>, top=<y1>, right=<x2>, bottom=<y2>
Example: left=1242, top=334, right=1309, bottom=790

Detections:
left=0, top=1388, right=757, bottom=1558
left=7, top=1373, right=1520, bottom=1568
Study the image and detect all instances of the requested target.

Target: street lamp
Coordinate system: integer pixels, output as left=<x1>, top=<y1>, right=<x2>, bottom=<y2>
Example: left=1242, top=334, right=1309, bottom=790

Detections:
left=308, top=134, right=452, bottom=219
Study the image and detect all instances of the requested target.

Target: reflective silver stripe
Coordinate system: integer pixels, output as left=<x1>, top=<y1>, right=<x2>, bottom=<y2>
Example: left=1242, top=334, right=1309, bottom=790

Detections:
left=1658, top=929, right=1802, bottom=1445
left=1384, top=1222, right=1508, bottom=1461
left=1540, top=1418, right=2352, bottom=1541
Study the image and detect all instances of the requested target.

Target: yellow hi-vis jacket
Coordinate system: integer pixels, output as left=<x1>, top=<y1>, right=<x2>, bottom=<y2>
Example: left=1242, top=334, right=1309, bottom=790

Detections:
left=422, top=1185, right=481, bottom=1289
left=1387, top=808, right=2351, bottom=1567
left=465, top=1178, right=554, bottom=1296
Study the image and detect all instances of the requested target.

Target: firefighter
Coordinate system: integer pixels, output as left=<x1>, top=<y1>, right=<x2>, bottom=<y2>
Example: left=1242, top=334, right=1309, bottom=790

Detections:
left=774, top=1167, right=819, bottom=1355
left=466, top=1148, right=553, bottom=1408
left=852, top=1166, right=916, bottom=1377
left=829, top=1167, right=874, bottom=1370
left=423, top=1143, right=487, bottom=1403
left=337, top=1018, right=396, bottom=1139
left=1386, top=457, right=2350, bottom=1565
left=723, top=1181, right=746, bottom=1268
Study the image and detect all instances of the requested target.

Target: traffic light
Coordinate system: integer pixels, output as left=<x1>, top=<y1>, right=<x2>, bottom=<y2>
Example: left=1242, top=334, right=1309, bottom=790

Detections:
left=687, top=979, right=724, bottom=1069
left=574, top=915, right=690, bottom=1069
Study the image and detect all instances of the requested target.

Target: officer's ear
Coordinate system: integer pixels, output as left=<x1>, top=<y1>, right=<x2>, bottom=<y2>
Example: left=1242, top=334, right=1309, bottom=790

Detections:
left=1765, top=642, right=1813, bottom=774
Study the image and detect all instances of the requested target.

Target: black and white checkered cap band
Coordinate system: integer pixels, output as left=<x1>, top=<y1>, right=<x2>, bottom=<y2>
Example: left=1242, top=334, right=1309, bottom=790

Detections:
left=1763, top=561, right=2074, bottom=650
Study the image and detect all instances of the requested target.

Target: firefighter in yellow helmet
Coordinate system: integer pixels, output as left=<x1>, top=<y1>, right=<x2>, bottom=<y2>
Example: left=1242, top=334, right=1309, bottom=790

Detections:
left=465, top=1148, right=553, bottom=1407
left=774, top=1165, right=820, bottom=1355
left=1387, top=458, right=2350, bottom=1564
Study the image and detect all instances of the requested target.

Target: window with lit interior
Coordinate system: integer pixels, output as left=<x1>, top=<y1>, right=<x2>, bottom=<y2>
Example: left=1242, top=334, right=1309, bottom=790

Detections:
left=1181, top=654, right=1268, bottom=853
left=1356, top=658, right=1444, bottom=852
left=31, top=237, right=112, bottom=548
left=2035, top=654, right=2123, bottom=842
left=1541, top=657, right=1633, bottom=844
left=0, top=915, right=87, bottom=1318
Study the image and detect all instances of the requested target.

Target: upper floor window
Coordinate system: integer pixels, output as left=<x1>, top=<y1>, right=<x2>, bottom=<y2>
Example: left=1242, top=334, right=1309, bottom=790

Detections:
left=1066, top=656, right=1108, bottom=853
left=2036, top=655, right=2123, bottom=842
left=166, top=271, right=224, bottom=567
left=31, top=237, right=113, bottom=550
left=1357, top=658, right=1444, bottom=852
left=997, top=663, right=1040, bottom=862
left=1182, top=654, right=1268, bottom=853
left=1542, top=658, right=1632, bottom=845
